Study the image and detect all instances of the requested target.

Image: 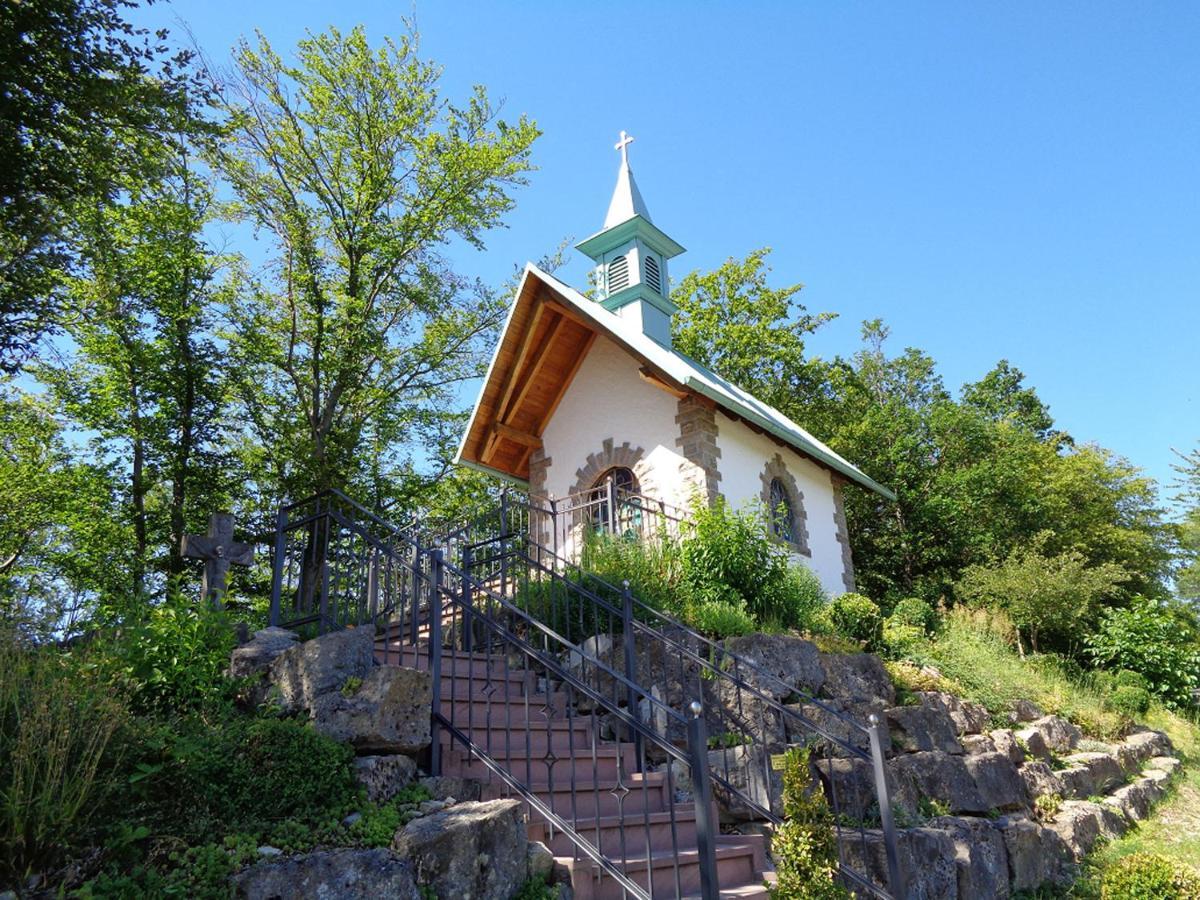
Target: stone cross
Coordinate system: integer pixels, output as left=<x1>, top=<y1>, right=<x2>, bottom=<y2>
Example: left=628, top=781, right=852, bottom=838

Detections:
left=614, top=130, right=635, bottom=165
left=181, top=512, right=255, bottom=608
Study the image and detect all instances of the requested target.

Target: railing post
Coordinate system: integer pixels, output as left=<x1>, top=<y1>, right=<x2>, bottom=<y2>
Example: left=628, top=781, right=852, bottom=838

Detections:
left=605, top=475, right=616, bottom=536
left=868, top=713, right=906, bottom=900
left=409, top=554, right=421, bottom=646
left=462, top=545, right=474, bottom=654
left=429, top=550, right=444, bottom=777
left=500, top=489, right=510, bottom=598
left=269, top=507, right=287, bottom=627
left=687, top=701, right=719, bottom=900
left=622, top=580, right=644, bottom=769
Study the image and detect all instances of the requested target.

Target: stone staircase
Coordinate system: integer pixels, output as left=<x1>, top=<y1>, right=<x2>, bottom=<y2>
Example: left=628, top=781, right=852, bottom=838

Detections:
left=377, top=633, right=775, bottom=900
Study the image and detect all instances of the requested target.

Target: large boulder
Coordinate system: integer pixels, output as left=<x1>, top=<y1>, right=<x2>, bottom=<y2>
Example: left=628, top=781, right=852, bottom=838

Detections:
left=229, top=627, right=300, bottom=680
left=233, top=848, right=419, bottom=900
left=1105, top=777, right=1161, bottom=822
left=995, top=814, right=1068, bottom=892
left=311, top=665, right=432, bottom=755
left=720, top=633, right=825, bottom=699
left=354, top=754, right=418, bottom=804
left=1025, top=716, right=1081, bottom=756
left=915, top=692, right=991, bottom=735
left=393, top=799, right=527, bottom=900
left=785, top=698, right=889, bottom=759
left=1057, top=752, right=1125, bottom=799
left=886, top=705, right=963, bottom=755
left=1119, top=730, right=1173, bottom=768
left=708, top=743, right=784, bottom=822
left=1008, top=699, right=1043, bottom=724
left=838, top=827, right=958, bottom=900
left=813, top=757, right=887, bottom=824
left=1018, top=760, right=1064, bottom=800
left=989, top=729, right=1025, bottom=767
left=889, top=751, right=987, bottom=815
left=929, top=816, right=1012, bottom=899
left=965, top=752, right=1028, bottom=811
left=818, top=653, right=895, bottom=706
left=269, top=627, right=376, bottom=714
left=1048, top=801, right=1127, bottom=862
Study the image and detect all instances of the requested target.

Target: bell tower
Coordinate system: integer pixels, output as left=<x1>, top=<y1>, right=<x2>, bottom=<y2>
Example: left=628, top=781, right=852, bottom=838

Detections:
left=575, top=132, right=686, bottom=348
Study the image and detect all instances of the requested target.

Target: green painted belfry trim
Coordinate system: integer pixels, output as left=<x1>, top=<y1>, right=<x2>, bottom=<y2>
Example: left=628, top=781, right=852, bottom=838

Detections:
left=575, top=215, right=686, bottom=261
left=600, top=284, right=679, bottom=316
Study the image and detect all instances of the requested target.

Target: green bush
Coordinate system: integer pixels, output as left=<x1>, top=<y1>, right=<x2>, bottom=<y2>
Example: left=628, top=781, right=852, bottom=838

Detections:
left=956, top=537, right=1126, bottom=655
left=0, top=638, right=129, bottom=886
left=688, top=596, right=756, bottom=638
left=1115, top=669, right=1150, bottom=691
left=1100, top=852, right=1200, bottom=899
left=827, top=593, right=883, bottom=648
left=1111, top=684, right=1152, bottom=717
left=889, top=597, right=938, bottom=635
left=97, top=593, right=238, bottom=716
left=770, top=746, right=848, bottom=899
left=581, top=530, right=679, bottom=616
left=127, top=715, right=358, bottom=843
left=1086, top=597, right=1200, bottom=709
left=881, top=619, right=927, bottom=659
left=680, top=498, right=821, bottom=632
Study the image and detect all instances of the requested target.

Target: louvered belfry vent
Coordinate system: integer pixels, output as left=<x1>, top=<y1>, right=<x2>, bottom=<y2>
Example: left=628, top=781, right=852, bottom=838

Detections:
left=644, top=254, right=661, bottom=294
left=608, top=254, right=629, bottom=293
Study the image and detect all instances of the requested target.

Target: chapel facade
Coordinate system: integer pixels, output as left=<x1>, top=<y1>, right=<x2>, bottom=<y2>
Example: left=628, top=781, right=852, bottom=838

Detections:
left=456, top=134, right=893, bottom=597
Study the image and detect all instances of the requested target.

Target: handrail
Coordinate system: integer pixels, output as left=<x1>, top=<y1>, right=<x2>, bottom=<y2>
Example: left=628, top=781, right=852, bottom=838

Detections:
left=268, top=489, right=906, bottom=900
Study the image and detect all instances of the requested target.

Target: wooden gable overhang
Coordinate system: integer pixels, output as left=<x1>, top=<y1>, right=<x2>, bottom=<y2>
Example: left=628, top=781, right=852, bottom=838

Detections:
left=458, top=274, right=597, bottom=482
left=458, top=269, right=693, bottom=484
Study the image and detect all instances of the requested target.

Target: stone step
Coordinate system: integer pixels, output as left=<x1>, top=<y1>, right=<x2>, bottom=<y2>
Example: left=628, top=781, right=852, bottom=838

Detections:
left=442, top=743, right=634, bottom=782
left=531, top=806, right=702, bottom=856
left=485, top=772, right=672, bottom=819
left=440, top=717, right=597, bottom=747
left=437, top=691, right=568, bottom=718
left=566, top=838, right=765, bottom=900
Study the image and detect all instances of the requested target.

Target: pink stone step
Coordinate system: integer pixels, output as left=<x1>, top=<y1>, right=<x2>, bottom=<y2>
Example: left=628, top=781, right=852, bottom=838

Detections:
left=484, top=772, right=672, bottom=819
left=531, top=806, right=702, bottom=856
left=565, top=839, right=765, bottom=900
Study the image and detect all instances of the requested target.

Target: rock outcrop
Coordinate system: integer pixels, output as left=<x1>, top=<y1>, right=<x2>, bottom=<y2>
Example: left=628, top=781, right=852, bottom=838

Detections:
left=392, top=799, right=528, bottom=900
left=233, top=848, right=420, bottom=900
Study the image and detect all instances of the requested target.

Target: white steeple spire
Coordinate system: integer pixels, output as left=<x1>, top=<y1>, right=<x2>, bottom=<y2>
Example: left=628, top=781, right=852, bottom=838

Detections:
left=604, top=130, right=652, bottom=227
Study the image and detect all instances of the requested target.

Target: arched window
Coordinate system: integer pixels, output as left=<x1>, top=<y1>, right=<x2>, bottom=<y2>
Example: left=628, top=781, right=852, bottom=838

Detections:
left=591, top=466, right=641, bottom=533
left=769, top=477, right=795, bottom=543
left=644, top=254, right=662, bottom=294
left=608, top=254, right=629, bottom=293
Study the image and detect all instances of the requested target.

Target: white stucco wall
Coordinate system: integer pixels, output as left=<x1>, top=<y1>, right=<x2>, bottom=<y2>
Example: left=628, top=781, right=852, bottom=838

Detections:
left=714, top=417, right=847, bottom=597
left=539, top=335, right=703, bottom=508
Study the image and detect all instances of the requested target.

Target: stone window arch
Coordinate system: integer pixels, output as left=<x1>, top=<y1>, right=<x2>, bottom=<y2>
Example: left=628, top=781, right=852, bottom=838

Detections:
left=760, top=454, right=810, bottom=556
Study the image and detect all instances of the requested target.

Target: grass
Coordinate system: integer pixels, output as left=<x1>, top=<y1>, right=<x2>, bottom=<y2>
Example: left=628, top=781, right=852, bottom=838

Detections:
left=894, top=607, right=1130, bottom=738
left=1067, top=762, right=1200, bottom=897
left=884, top=606, right=1200, bottom=898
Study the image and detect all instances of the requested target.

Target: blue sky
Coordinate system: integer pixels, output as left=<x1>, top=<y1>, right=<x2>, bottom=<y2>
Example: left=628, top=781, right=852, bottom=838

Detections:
left=136, top=1, right=1200, bottom=505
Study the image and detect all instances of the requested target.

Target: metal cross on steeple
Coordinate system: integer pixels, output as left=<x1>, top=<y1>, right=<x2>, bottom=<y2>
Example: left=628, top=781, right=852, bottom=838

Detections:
left=614, top=130, right=635, bottom=165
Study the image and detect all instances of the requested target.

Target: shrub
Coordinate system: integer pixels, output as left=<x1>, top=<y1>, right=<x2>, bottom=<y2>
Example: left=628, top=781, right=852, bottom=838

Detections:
left=763, top=564, right=828, bottom=633
left=1086, top=597, right=1200, bottom=709
left=580, top=530, right=680, bottom=617
left=1115, top=669, right=1150, bottom=691
left=127, top=715, right=358, bottom=843
left=770, top=746, right=848, bottom=899
left=1111, top=684, right=1152, bottom=717
left=0, top=638, right=129, bottom=886
left=687, top=597, right=756, bottom=638
left=881, top=619, right=927, bottom=659
left=827, top=593, right=883, bottom=648
left=956, top=537, right=1126, bottom=654
left=1100, top=852, right=1200, bottom=899
left=889, top=597, right=939, bottom=635
left=96, top=593, right=238, bottom=716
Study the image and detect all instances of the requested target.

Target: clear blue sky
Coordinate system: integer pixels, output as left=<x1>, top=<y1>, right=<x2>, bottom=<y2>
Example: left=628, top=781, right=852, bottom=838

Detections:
left=137, top=1, right=1200, bottom=505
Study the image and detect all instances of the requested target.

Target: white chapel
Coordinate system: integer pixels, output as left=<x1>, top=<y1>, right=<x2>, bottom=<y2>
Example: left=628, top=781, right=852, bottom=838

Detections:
left=456, top=134, right=894, bottom=597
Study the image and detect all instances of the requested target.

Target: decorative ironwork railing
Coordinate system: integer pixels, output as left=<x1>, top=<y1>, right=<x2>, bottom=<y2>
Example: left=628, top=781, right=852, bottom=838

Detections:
left=267, top=490, right=906, bottom=900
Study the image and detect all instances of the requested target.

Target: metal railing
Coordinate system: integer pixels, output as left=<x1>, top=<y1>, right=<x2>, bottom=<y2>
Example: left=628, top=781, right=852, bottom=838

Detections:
left=268, top=489, right=906, bottom=899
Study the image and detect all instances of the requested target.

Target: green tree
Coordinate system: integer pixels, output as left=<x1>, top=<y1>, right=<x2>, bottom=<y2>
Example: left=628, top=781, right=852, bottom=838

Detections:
left=0, top=0, right=194, bottom=370
left=37, top=114, right=232, bottom=604
left=214, top=26, right=538, bottom=510
left=1173, top=446, right=1200, bottom=603
left=957, top=536, right=1127, bottom=654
